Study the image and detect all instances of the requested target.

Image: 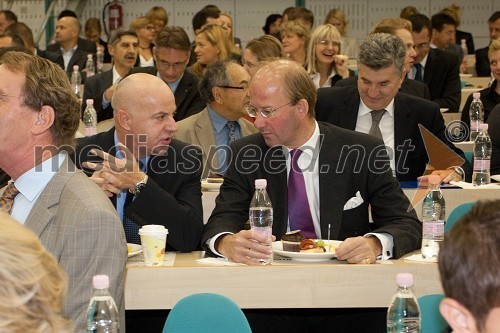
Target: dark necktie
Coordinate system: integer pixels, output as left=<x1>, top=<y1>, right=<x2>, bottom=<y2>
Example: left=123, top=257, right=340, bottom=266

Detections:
left=287, top=149, right=316, bottom=239
left=369, top=109, right=386, bottom=140
left=226, top=121, right=238, bottom=145
left=123, top=160, right=145, bottom=244
left=414, top=63, right=423, bottom=82
left=0, top=182, right=19, bottom=214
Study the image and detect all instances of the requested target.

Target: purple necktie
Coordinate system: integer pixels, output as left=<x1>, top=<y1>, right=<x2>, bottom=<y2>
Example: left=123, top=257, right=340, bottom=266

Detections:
left=288, top=149, right=316, bottom=238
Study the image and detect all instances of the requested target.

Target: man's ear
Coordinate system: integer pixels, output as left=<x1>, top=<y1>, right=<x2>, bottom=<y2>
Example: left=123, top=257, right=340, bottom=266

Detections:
left=116, top=109, right=131, bottom=131
left=32, top=105, right=55, bottom=135
left=440, top=297, right=477, bottom=333
left=212, top=86, right=223, bottom=104
left=295, top=99, right=309, bottom=119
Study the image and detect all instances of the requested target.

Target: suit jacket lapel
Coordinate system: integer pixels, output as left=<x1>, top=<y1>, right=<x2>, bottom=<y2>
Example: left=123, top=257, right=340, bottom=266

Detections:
left=339, top=90, right=360, bottom=130
left=264, top=146, right=288, bottom=237
left=174, top=72, right=192, bottom=109
left=195, top=110, right=218, bottom=169
left=423, top=49, right=437, bottom=84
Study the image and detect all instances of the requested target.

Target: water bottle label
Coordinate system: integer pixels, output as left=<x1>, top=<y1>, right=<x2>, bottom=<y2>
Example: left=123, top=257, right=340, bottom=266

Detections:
left=252, top=226, right=272, bottom=242
left=470, top=120, right=483, bottom=131
left=423, top=220, right=444, bottom=238
left=474, top=159, right=490, bottom=171
left=85, top=127, right=97, bottom=136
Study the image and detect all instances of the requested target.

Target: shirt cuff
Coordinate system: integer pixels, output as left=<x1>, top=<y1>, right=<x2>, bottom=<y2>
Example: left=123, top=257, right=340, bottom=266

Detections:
left=364, top=232, right=393, bottom=260
left=207, top=232, right=233, bottom=257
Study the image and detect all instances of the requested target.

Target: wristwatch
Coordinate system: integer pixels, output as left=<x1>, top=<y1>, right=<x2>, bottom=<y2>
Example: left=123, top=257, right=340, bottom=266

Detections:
left=129, top=174, right=148, bottom=196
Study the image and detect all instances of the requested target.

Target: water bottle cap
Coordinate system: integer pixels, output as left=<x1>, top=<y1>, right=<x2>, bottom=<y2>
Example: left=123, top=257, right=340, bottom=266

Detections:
left=473, top=92, right=481, bottom=99
left=87, top=54, right=93, bottom=59
left=73, top=65, right=79, bottom=71
left=480, top=123, right=488, bottom=131
left=396, top=272, right=414, bottom=287
left=86, top=99, right=94, bottom=106
left=255, top=179, right=267, bottom=188
left=427, top=175, right=441, bottom=184
left=93, top=275, right=110, bottom=289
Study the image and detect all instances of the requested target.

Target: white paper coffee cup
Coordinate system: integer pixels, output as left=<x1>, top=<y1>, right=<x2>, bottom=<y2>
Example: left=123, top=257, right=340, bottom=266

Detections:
left=138, top=225, right=168, bottom=267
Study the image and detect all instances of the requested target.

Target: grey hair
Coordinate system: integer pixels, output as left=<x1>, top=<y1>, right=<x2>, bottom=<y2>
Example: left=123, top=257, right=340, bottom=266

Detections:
left=198, top=61, right=232, bottom=104
left=358, top=33, right=406, bottom=76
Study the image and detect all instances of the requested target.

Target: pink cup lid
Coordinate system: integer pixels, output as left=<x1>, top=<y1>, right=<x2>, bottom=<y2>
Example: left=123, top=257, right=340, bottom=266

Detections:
left=396, top=272, right=414, bottom=287
left=93, top=275, right=109, bottom=289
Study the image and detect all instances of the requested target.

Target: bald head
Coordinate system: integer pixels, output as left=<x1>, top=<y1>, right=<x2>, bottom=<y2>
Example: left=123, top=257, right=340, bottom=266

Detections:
left=54, top=16, right=80, bottom=48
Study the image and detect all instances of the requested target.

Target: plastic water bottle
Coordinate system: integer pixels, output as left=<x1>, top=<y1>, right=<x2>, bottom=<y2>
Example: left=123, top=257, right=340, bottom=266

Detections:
left=86, top=275, right=120, bottom=333
left=387, top=273, right=421, bottom=333
left=469, top=92, right=484, bottom=141
left=86, top=54, right=95, bottom=77
left=249, top=179, right=273, bottom=265
left=460, top=39, right=468, bottom=55
left=70, top=65, right=81, bottom=99
left=96, top=47, right=104, bottom=74
left=472, top=123, right=492, bottom=186
left=421, top=175, right=445, bottom=260
left=83, top=99, right=98, bottom=136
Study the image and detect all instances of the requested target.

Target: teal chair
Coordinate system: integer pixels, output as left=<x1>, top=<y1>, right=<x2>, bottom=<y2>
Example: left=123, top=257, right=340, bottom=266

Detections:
left=446, top=202, right=474, bottom=233
left=163, top=293, right=252, bottom=333
left=418, top=294, right=448, bottom=333
left=464, top=151, right=473, bottom=165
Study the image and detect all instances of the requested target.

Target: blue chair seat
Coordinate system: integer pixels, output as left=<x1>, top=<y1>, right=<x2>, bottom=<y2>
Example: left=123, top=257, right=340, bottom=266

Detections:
left=418, top=294, right=448, bottom=333
left=446, top=202, right=474, bottom=233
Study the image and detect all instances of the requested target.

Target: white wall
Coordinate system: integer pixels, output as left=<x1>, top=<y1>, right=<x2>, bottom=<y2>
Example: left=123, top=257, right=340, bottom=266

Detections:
left=2, top=0, right=500, bottom=50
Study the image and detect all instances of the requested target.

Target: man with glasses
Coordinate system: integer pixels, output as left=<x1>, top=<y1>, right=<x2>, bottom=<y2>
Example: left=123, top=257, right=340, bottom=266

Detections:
left=408, top=13, right=461, bottom=112
left=175, top=61, right=257, bottom=176
left=130, top=26, right=204, bottom=121
left=82, top=29, right=138, bottom=122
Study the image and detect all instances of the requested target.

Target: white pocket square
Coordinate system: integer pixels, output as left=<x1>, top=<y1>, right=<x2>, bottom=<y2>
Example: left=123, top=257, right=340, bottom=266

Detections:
left=343, top=191, right=364, bottom=210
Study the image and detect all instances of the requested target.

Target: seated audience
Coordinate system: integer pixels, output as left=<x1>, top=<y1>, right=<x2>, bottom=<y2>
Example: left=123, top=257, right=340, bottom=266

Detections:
left=400, top=6, right=419, bottom=20
left=0, top=213, right=73, bottom=333
left=130, top=16, right=155, bottom=67
left=129, top=26, right=205, bottom=121
left=486, top=104, right=500, bottom=176
left=175, top=61, right=257, bottom=176
left=0, top=51, right=126, bottom=332
left=461, top=38, right=500, bottom=138
left=189, top=6, right=221, bottom=65
left=476, top=11, right=500, bottom=77
left=280, top=20, right=310, bottom=66
left=441, top=4, right=475, bottom=54
left=438, top=200, right=500, bottom=333
left=243, top=35, right=285, bottom=76
left=4, top=22, right=43, bottom=56
left=431, top=12, right=465, bottom=69
left=219, top=12, right=242, bottom=50
left=285, top=7, right=314, bottom=30
left=74, top=73, right=203, bottom=252
left=84, top=17, right=111, bottom=63
left=190, top=23, right=233, bottom=77
left=324, top=8, right=359, bottom=58
left=82, top=28, right=138, bottom=122
left=306, top=24, right=353, bottom=88
left=316, top=33, right=471, bottom=182
left=262, top=14, right=282, bottom=37
left=146, top=6, right=168, bottom=38
left=0, top=10, right=17, bottom=33
left=0, top=32, right=24, bottom=47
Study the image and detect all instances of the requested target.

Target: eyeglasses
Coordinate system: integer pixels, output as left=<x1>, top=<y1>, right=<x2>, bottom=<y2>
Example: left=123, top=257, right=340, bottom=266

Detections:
left=144, top=25, right=155, bottom=31
left=414, top=42, right=430, bottom=50
left=217, top=85, right=248, bottom=90
left=246, top=101, right=293, bottom=118
left=319, top=40, right=341, bottom=48
left=156, top=58, right=188, bottom=70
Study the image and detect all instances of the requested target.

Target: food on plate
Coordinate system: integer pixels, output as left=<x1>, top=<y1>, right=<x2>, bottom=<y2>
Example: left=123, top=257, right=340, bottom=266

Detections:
left=128, top=245, right=133, bottom=253
left=299, top=239, right=326, bottom=253
left=281, top=230, right=305, bottom=252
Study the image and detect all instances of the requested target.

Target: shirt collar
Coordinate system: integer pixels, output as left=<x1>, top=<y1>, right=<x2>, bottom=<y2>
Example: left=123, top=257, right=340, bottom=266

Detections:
left=282, top=121, right=320, bottom=160
left=112, top=66, right=122, bottom=84
left=359, top=98, right=395, bottom=117
left=208, top=105, right=231, bottom=133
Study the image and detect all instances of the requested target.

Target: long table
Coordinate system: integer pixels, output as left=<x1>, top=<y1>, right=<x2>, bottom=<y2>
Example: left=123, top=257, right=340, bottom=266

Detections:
left=125, top=251, right=441, bottom=310
left=202, top=187, right=500, bottom=223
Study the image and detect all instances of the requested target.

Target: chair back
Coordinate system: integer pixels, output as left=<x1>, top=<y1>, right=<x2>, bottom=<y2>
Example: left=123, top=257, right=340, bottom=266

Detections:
left=418, top=294, right=448, bottom=333
left=446, top=202, right=474, bottom=233
left=163, top=293, right=252, bottom=333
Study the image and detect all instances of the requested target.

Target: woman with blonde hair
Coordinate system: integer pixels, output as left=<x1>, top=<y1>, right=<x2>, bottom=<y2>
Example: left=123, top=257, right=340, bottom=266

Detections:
left=280, top=20, right=310, bottom=66
left=243, top=35, right=285, bottom=76
left=130, top=16, right=155, bottom=67
left=306, top=24, right=353, bottom=88
left=324, top=8, right=358, bottom=58
left=219, top=12, right=242, bottom=51
left=146, top=6, right=168, bottom=37
left=0, top=213, right=72, bottom=333
left=190, top=24, right=233, bottom=77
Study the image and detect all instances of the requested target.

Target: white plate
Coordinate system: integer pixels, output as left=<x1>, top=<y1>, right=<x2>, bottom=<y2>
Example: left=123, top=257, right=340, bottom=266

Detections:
left=461, top=88, right=481, bottom=92
left=491, top=175, right=500, bottom=182
left=128, top=243, right=142, bottom=257
left=460, top=73, right=473, bottom=78
left=201, top=181, right=222, bottom=191
left=272, top=240, right=342, bottom=262
left=440, top=108, right=449, bottom=113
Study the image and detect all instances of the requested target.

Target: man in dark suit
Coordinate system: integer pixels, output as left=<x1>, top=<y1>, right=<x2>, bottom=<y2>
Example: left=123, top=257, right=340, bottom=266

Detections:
left=202, top=58, right=421, bottom=332
left=44, top=16, right=96, bottom=80
left=475, top=11, right=500, bottom=77
left=335, top=17, right=431, bottom=100
left=81, top=29, right=138, bottom=121
left=316, top=33, right=471, bottom=183
left=74, top=73, right=203, bottom=253
left=129, top=26, right=205, bottom=122
left=408, top=14, right=461, bottom=112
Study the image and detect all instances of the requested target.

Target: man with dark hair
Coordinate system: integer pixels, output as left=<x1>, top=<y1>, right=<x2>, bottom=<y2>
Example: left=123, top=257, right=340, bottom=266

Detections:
left=130, top=26, right=205, bottom=121
left=82, top=28, right=138, bottom=121
left=438, top=200, right=500, bottom=333
left=431, top=12, right=465, bottom=65
left=0, top=10, right=17, bottom=33
left=0, top=51, right=126, bottom=332
left=316, top=33, right=470, bottom=182
left=0, top=32, right=24, bottom=48
left=408, top=13, right=461, bottom=112
left=476, top=11, right=500, bottom=77
left=4, top=22, right=44, bottom=56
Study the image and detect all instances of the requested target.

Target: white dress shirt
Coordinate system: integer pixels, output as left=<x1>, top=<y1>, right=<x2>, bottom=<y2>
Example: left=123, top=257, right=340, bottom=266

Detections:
left=408, top=53, right=429, bottom=80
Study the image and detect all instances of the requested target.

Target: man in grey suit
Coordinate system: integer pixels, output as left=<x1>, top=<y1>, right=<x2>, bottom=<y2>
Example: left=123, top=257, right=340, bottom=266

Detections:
left=0, top=52, right=127, bottom=332
left=129, top=26, right=205, bottom=121
left=175, top=61, right=258, bottom=176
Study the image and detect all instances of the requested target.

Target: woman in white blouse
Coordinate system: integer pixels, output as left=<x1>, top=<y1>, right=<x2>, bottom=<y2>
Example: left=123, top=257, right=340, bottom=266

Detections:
left=130, top=16, right=155, bottom=67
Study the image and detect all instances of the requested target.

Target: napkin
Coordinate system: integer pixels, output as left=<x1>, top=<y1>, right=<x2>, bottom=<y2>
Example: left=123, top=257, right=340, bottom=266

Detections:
left=450, top=181, right=500, bottom=189
left=403, top=254, right=437, bottom=263
left=196, top=257, right=246, bottom=266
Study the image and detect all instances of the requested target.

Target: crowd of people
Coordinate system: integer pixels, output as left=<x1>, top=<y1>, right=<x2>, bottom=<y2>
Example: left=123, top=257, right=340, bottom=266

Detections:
left=0, top=3, right=499, bottom=333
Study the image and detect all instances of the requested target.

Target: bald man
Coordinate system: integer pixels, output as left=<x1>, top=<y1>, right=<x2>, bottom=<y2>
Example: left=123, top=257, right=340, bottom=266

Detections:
left=44, top=15, right=96, bottom=80
left=73, top=73, right=203, bottom=252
